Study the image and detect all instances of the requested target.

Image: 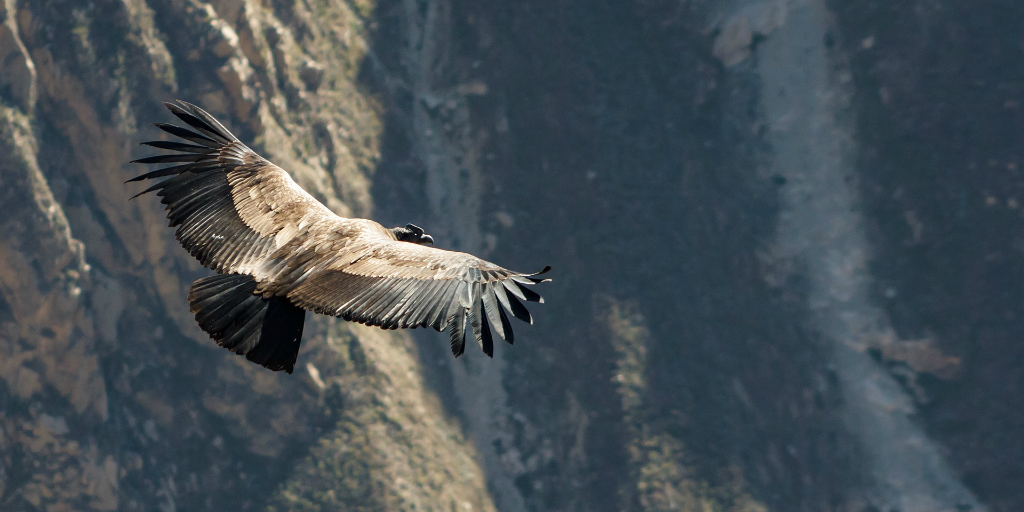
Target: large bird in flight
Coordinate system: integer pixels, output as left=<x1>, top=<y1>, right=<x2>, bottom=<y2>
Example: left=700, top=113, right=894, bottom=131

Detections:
left=129, top=101, right=549, bottom=373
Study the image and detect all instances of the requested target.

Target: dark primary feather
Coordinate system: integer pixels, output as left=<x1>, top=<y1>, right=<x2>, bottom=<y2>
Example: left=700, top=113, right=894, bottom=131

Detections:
left=154, top=123, right=219, bottom=147
left=141, top=140, right=217, bottom=154
left=129, top=100, right=549, bottom=372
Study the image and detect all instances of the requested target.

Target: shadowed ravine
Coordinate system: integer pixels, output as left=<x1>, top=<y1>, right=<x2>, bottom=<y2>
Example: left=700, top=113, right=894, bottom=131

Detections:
left=719, top=0, right=984, bottom=509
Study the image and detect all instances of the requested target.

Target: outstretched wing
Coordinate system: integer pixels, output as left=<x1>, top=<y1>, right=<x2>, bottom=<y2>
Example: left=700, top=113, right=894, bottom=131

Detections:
left=128, top=100, right=334, bottom=276
left=273, top=233, right=551, bottom=357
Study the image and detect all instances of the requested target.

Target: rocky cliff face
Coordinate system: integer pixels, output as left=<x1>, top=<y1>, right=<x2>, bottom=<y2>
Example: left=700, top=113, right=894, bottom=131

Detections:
left=0, top=0, right=492, bottom=510
left=0, top=0, right=1018, bottom=511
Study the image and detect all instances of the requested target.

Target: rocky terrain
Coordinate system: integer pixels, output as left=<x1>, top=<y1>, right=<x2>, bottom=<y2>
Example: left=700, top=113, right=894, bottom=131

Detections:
left=0, top=0, right=1020, bottom=510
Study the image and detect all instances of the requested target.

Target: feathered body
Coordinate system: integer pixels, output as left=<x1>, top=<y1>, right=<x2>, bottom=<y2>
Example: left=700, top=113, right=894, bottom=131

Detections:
left=130, top=101, right=549, bottom=373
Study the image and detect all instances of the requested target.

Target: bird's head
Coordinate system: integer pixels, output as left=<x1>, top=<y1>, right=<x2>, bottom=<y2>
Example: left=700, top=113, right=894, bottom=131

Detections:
left=391, top=223, right=434, bottom=245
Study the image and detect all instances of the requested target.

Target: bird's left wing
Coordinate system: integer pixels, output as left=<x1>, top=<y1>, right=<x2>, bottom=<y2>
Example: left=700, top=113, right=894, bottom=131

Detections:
left=278, top=235, right=550, bottom=357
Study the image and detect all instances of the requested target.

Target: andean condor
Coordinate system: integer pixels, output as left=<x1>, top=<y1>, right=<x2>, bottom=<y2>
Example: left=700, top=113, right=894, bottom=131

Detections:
left=129, top=101, right=549, bottom=373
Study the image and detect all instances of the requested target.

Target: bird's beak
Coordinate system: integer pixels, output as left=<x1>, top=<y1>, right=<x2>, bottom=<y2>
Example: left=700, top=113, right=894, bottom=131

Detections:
left=421, top=234, right=434, bottom=245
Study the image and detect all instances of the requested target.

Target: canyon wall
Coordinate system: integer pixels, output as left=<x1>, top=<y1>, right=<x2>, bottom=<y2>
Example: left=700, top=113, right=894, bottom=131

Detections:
left=0, top=0, right=1019, bottom=510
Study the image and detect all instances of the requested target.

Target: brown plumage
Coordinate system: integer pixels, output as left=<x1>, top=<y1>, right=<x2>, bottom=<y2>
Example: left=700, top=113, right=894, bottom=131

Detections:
left=129, top=101, right=550, bottom=373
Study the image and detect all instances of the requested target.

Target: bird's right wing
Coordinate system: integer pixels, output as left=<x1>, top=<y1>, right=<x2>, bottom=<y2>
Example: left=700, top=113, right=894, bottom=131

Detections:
left=128, top=101, right=334, bottom=277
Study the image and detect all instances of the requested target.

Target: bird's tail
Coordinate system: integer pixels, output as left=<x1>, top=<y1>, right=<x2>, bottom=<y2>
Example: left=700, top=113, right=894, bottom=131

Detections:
left=188, top=274, right=306, bottom=373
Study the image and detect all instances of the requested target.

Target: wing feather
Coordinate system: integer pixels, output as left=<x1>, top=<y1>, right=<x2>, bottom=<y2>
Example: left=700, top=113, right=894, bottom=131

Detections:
left=479, top=310, right=494, bottom=357
left=513, top=282, right=544, bottom=303
left=447, top=310, right=467, bottom=357
left=500, top=284, right=533, bottom=324
left=468, top=283, right=491, bottom=356
left=502, top=279, right=528, bottom=301
left=141, top=141, right=217, bottom=154
left=126, top=164, right=199, bottom=183
left=132, top=153, right=206, bottom=164
left=165, top=102, right=235, bottom=143
left=154, top=122, right=219, bottom=147
left=481, top=286, right=506, bottom=341
left=497, top=306, right=515, bottom=345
